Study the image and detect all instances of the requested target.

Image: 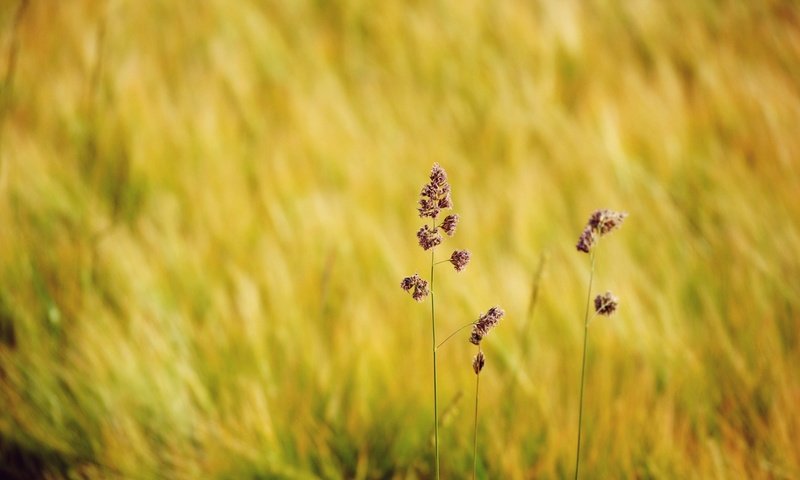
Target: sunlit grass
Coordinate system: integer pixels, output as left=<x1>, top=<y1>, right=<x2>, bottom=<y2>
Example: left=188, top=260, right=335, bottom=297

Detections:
left=1, top=0, right=799, bottom=478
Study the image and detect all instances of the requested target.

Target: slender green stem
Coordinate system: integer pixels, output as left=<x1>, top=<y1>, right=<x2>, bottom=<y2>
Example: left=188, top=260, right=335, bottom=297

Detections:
left=586, top=306, right=608, bottom=327
left=574, top=250, right=595, bottom=480
left=473, top=355, right=481, bottom=480
left=430, top=220, right=440, bottom=480
left=436, top=321, right=476, bottom=351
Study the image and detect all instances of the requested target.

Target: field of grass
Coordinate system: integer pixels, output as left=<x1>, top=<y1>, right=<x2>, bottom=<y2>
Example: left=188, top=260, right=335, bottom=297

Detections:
left=1, top=0, right=800, bottom=478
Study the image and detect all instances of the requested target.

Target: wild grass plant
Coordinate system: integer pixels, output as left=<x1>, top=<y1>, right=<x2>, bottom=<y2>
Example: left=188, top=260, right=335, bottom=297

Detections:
left=400, top=163, right=503, bottom=479
left=467, top=307, right=503, bottom=479
left=1, top=0, right=800, bottom=478
left=399, top=163, right=458, bottom=479
left=573, top=209, right=626, bottom=479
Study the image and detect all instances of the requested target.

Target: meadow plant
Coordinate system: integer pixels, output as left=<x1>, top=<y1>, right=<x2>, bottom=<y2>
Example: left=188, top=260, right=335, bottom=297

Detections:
left=468, top=306, right=503, bottom=480
left=400, top=163, right=465, bottom=478
left=574, top=209, right=626, bottom=479
left=401, top=163, right=502, bottom=479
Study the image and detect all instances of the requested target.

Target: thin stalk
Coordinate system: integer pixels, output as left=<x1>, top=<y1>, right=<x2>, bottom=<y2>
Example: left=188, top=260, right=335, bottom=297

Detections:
left=436, top=321, right=476, bottom=351
left=574, top=250, right=595, bottom=480
left=586, top=306, right=608, bottom=327
left=430, top=220, right=440, bottom=480
left=472, top=356, right=481, bottom=480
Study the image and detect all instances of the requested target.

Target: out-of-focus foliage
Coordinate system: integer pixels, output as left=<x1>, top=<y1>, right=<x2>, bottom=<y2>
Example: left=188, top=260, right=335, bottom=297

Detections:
left=1, top=0, right=799, bottom=478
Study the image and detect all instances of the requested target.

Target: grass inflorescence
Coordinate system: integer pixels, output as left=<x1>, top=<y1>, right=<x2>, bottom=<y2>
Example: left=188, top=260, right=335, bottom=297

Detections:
left=573, top=209, right=627, bottom=479
left=401, top=163, right=504, bottom=479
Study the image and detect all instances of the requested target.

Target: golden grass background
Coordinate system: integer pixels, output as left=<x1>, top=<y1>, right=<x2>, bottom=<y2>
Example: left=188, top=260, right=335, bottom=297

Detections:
left=1, top=0, right=799, bottom=478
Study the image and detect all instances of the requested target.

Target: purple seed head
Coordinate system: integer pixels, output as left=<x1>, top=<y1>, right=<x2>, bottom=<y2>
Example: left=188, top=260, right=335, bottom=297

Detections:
left=576, top=209, right=627, bottom=253
left=472, top=351, right=485, bottom=374
left=417, top=225, right=443, bottom=251
left=400, top=274, right=419, bottom=292
left=429, top=163, right=447, bottom=187
left=417, top=163, right=453, bottom=219
left=401, top=273, right=430, bottom=302
left=576, top=226, right=596, bottom=254
left=441, top=214, right=459, bottom=237
left=449, top=250, right=471, bottom=272
left=589, top=209, right=628, bottom=236
left=412, top=277, right=430, bottom=302
left=469, top=306, right=504, bottom=345
left=437, top=192, right=452, bottom=210
left=594, top=291, right=619, bottom=316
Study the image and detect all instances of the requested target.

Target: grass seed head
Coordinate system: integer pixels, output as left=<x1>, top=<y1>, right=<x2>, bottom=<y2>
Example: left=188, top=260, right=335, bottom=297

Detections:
left=401, top=274, right=419, bottom=292
left=412, top=277, right=430, bottom=302
left=401, top=274, right=430, bottom=302
left=449, top=250, right=471, bottom=272
left=473, top=351, right=485, bottom=374
left=469, top=306, right=504, bottom=345
left=594, top=291, right=619, bottom=316
left=441, top=214, right=459, bottom=237
left=576, top=209, right=628, bottom=253
left=418, top=163, right=452, bottom=218
left=417, top=225, right=443, bottom=250
left=576, top=226, right=596, bottom=253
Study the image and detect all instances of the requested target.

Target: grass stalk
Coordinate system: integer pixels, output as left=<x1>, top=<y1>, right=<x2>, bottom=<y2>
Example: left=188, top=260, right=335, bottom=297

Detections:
left=436, top=321, right=476, bottom=351
left=430, top=220, right=440, bottom=480
left=574, top=250, right=595, bottom=480
left=472, top=352, right=481, bottom=480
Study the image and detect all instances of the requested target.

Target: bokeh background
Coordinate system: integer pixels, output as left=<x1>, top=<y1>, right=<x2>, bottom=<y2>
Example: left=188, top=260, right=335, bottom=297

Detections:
left=1, top=0, right=799, bottom=478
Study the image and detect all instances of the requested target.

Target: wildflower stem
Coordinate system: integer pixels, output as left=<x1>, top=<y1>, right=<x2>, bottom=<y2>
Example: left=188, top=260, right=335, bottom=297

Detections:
left=575, top=250, right=595, bottom=480
left=430, top=221, right=440, bottom=480
left=436, top=321, right=477, bottom=350
left=473, top=353, right=481, bottom=480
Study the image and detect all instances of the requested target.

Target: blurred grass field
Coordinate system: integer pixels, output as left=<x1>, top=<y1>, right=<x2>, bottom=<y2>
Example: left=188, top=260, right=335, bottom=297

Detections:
left=1, top=0, right=800, bottom=478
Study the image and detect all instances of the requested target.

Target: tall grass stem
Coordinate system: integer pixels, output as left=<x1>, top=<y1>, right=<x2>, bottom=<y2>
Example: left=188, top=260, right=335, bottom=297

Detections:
left=574, top=250, right=595, bottom=480
left=473, top=363, right=481, bottom=480
left=430, top=222, right=440, bottom=480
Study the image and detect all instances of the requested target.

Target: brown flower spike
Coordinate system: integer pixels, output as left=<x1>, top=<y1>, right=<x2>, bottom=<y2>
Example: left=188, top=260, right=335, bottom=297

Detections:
left=594, top=291, right=618, bottom=316
left=417, top=225, right=443, bottom=251
left=402, top=164, right=469, bottom=302
left=472, top=351, right=485, bottom=374
left=449, top=250, right=470, bottom=272
left=441, top=214, right=459, bottom=236
left=400, top=274, right=430, bottom=302
left=412, top=279, right=430, bottom=302
left=400, top=274, right=418, bottom=292
left=576, top=209, right=627, bottom=253
left=417, top=163, right=452, bottom=219
left=469, top=306, right=504, bottom=345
